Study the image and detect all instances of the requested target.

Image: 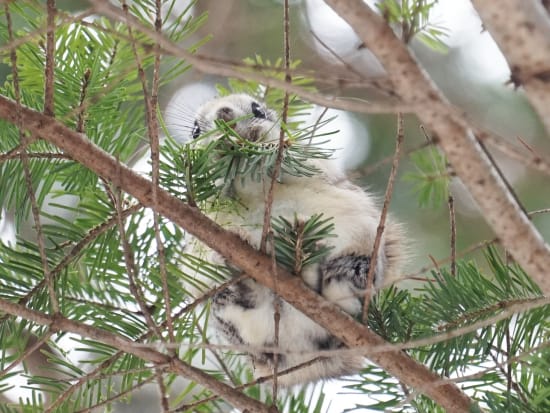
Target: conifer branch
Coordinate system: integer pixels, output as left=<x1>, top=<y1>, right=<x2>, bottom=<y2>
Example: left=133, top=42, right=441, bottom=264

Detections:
left=151, top=0, right=174, bottom=345
left=448, top=195, right=457, bottom=277
left=0, top=331, right=53, bottom=377
left=4, top=2, right=59, bottom=315
left=362, top=112, right=403, bottom=323
left=75, top=375, right=158, bottom=413
left=323, top=0, right=550, bottom=297
left=471, top=0, right=550, bottom=134
left=173, top=356, right=326, bottom=412
left=0, top=298, right=274, bottom=413
left=478, top=130, right=550, bottom=177
left=45, top=272, right=246, bottom=412
left=0, top=203, right=143, bottom=326
left=111, top=186, right=163, bottom=339
left=44, top=0, right=56, bottom=117
left=0, top=95, right=476, bottom=413
left=88, top=0, right=410, bottom=115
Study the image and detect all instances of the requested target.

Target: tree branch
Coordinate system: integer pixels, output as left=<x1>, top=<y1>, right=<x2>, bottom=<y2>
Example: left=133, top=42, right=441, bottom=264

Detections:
left=0, top=95, right=475, bottom=412
left=88, top=0, right=409, bottom=115
left=323, top=0, right=550, bottom=297
left=0, top=298, right=273, bottom=413
left=471, top=0, right=550, bottom=134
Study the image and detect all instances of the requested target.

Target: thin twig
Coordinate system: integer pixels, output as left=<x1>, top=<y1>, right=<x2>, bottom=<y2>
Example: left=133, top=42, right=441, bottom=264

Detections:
left=448, top=195, right=456, bottom=277
left=112, top=186, right=163, bottom=339
left=173, top=357, right=326, bottom=412
left=4, top=2, right=59, bottom=314
left=399, top=238, right=498, bottom=282
left=121, top=0, right=174, bottom=344
left=362, top=112, right=404, bottom=323
left=0, top=331, right=53, bottom=377
left=257, top=0, right=293, bottom=398
left=156, top=369, right=170, bottom=413
left=0, top=149, right=72, bottom=163
left=175, top=274, right=248, bottom=319
left=309, top=29, right=366, bottom=80
left=196, top=323, right=239, bottom=386
left=354, top=140, right=432, bottom=178
left=44, top=0, right=56, bottom=116
left=88, top=0, right=409, bottom=115
left=76, top=68, right=91, bottom=133
left=428, top=254, right=443, bottom=278
left=530, top=208, right=550, bottom=216
left=478, top=130, right=550, bottom=177
left=74, top=375, right=158, bottom=413
left=308, top=106, right=330, bottom=146
left=476, top=133, right=529, bottom=218
left=152, top=0, right=174, bottom=344
left=269, top=231, right=281, bottom=400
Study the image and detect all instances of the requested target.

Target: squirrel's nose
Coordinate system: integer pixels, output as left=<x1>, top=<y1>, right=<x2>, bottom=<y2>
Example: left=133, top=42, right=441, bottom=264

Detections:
left=217, top=107, right=234, bottom=122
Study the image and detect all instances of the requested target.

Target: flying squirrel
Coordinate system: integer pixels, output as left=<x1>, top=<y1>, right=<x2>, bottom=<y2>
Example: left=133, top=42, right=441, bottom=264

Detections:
left=184, top=93, right=405, bottom=386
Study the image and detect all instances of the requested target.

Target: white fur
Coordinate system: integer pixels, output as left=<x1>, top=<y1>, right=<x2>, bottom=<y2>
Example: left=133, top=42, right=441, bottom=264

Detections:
left=184, top=94, right=404, bottom=386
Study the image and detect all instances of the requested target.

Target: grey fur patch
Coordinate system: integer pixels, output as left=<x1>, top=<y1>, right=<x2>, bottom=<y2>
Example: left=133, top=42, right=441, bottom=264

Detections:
left=320, top=254, right=373, bottom=290
left=213, top=315, right=244, bottom=345
left=213, top=280, right=257, bottom=309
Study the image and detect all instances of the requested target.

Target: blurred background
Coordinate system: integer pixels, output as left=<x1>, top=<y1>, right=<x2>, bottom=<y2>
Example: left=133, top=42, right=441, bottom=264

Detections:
left=1, top=0, right=550, bottom=411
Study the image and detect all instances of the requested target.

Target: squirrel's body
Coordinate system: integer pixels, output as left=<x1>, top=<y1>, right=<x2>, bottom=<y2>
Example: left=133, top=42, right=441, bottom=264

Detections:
left=186, top=94, right=404, bottom=386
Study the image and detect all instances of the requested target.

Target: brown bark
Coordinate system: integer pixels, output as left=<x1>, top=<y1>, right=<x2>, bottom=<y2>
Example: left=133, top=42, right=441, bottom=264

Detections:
left=471, top=0, right=550, bottom=134
left=323, top=0, right=550, bottom=297
left=0, top=298, right=273, bottom=413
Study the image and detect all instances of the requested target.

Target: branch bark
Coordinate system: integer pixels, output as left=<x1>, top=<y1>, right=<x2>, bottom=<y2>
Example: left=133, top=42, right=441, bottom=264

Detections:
left=0, top=96, right=475, bottom=412
left=0, top=298, right=273, bottom=413
left=471, top=0, right=550, bottom=134
left=323, top=0, right=550, bottom=296
left=88, top=0, right=409, bottom=115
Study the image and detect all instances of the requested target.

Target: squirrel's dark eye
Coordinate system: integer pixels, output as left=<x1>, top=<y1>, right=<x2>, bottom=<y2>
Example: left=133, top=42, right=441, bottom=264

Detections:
left=251, top=102, right=267, bottom=119
left=192, top=120, right=201, bottom=139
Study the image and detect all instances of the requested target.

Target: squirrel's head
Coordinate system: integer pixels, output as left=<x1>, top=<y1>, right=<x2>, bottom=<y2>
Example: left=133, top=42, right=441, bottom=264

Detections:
left=191, top=94, right=279, bottom=145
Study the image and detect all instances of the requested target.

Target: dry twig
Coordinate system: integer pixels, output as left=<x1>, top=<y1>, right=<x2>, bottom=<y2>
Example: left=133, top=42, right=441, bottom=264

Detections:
left=362, top=112, right=404, bottom=322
